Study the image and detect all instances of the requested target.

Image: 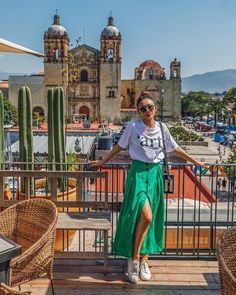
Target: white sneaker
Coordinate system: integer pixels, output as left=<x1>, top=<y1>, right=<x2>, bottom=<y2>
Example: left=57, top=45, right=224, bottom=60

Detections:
left=127, top=258, right=140, bottom=284
left=139, top=260, right=152, bottom=281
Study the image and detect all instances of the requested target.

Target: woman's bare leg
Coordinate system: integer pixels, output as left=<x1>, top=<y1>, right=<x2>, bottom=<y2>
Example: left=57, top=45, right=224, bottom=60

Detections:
left=133, top=199, right=152, bottom=261
left=142, top=253, right=149, bottom=261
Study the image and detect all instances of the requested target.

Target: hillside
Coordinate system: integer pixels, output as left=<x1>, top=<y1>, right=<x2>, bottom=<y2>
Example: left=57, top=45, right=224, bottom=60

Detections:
left=2, top=69, right=236, bottom=94
left=182, top=69, right=236, bottom=94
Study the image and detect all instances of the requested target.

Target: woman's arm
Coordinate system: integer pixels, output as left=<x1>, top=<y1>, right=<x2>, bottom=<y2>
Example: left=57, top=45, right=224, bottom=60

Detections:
left=90, top=144, right=123, bottom=167
left=174, top=146, right=206, bottom=167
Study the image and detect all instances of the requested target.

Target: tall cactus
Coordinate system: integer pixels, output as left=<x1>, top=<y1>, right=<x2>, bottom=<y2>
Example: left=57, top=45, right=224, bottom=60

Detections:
left=0, top=91, right=4, bottom=167
left=47, top=88, right=55, bottom=171
left=47, top=87, right=66, bottom=190
left=18, top=86, right=34, bottom=193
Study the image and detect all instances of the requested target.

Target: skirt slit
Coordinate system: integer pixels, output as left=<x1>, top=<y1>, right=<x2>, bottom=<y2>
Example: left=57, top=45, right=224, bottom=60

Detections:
left=113, top=160, right=165, bottom=258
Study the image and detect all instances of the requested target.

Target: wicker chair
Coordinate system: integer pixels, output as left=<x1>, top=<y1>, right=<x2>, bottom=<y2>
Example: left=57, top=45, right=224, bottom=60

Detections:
left=0, top=283, right=33, bottom=295
left=217, top=227, right=236, bottom=295
left=0, top=199, right=58, bottom=294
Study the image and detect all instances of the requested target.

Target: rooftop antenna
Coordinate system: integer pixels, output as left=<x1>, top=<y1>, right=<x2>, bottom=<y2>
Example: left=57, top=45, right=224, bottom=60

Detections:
left=56, top=9, right=58, bottom=15
left=110, top=10, right=112, bottom=16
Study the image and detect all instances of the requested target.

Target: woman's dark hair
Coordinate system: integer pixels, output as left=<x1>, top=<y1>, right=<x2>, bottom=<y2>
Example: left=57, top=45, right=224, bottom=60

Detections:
left=136, top=91, right=155, bottom=108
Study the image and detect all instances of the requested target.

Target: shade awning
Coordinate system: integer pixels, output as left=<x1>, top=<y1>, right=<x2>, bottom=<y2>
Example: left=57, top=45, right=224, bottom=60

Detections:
left=0, top=38, right=44, bottom=57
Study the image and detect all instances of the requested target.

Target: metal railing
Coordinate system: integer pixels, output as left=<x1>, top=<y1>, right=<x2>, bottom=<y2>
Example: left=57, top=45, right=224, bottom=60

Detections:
left=0, top=162, right=235, bottom=259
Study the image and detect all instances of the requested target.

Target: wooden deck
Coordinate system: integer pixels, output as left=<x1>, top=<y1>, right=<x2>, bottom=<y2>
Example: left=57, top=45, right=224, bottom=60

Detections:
left=18, top=258, right=220, bottom=295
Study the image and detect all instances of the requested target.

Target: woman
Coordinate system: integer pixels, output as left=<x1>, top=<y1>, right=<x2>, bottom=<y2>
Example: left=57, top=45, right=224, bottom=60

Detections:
left=91, top=91, right=205, bottom=284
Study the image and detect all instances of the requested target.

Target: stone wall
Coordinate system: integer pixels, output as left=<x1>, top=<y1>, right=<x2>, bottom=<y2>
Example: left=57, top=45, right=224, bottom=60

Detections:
left=132, top=78, right=181, bottom=121
left=120, top=79, right=135, bottom=108
left=9, top=75, right=45, bottom=114
left=99, top=63, right=121, bottom=121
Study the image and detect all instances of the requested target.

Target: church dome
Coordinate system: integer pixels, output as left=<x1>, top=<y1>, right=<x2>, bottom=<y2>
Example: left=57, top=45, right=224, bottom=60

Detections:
left=136, top=59, right=165, bottom=80
left=101, top=16, right=120, bottom=37
left=47, top=14, right=67, bottom=36
left=138, top=59, right=164, bottom=75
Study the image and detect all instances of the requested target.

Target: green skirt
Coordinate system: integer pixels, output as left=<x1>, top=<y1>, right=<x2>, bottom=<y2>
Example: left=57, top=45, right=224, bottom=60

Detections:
left=113, top=160, right=165, bottom=258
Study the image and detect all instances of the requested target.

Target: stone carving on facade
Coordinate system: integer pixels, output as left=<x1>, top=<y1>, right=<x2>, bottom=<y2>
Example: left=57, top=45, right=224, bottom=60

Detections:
left=80, top=85, right=89, bottom=96
left=89, top=54, right=94, bottom=63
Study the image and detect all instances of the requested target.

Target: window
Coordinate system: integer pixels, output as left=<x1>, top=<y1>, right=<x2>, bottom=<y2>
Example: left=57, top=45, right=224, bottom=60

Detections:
left=93, top=86, right=96, bottom=97
left=54, top=49, right=59, bottom=61
left=109, top=90, right=115, bottom=98
left=80, top=70, right=88, bottom=82
left=50, top=48, right=59, bottom=61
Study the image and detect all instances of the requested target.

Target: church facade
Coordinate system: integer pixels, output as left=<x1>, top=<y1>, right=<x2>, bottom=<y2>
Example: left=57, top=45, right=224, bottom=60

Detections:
left=9, top=14, right=181, bottom=122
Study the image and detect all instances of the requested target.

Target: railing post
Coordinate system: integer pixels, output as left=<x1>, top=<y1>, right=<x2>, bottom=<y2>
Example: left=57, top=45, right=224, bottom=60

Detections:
left=24, top=178, right=30, bottom=198
left=104, top=172, right=108, bottom=210
left=0, top=176, right=4, bottom=203
left=209, top=225, right=214, bottom=253
left=51, top=178, right=57, bottom=201
left=76, top=177, right=83, bottom=202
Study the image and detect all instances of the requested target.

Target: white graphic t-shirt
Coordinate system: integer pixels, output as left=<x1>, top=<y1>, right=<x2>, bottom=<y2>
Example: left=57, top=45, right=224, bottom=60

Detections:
left=118, top=120, right=178, bottom=163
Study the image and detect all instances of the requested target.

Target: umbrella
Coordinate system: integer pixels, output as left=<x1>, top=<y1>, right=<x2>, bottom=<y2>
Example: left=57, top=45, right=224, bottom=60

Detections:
left=0, top=37, right=44, bottom=57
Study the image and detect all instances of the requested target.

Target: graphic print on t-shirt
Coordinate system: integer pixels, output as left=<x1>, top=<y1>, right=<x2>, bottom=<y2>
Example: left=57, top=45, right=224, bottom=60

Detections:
left=137, top=134, right=164, bottom=161
left=117, top=120, right=178, bottom=163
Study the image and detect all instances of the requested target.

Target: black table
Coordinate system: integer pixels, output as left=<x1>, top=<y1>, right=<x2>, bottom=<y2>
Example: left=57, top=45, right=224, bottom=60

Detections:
left=0, top=234, right=21, bottom=285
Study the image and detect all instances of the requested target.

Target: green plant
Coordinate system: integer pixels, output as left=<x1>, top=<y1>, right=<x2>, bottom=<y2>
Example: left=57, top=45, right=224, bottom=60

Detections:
left=65, top=117, right=72, bottom=124
left=169, top=126, right=204, bottom=142
left=122, top=114, right=133, bottom=123
left=66, top=152, right=82, bottom=171
left=0, top=91, right=4, bottom=166
left=3, top=96, right=18, bottom=125
left=18, top=86, right=34, bottom=193
left=47, top=88, right=55, bottom=171
left=47, top=87, right=66, bottom=190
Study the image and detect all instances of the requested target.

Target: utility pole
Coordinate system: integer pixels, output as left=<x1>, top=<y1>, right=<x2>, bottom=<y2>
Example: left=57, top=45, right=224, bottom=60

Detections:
left=160, top=89, right=164, bottom=122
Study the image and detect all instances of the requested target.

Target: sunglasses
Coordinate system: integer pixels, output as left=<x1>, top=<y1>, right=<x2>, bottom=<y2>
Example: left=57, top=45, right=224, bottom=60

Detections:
left=139, top=104, right=155, bottom=113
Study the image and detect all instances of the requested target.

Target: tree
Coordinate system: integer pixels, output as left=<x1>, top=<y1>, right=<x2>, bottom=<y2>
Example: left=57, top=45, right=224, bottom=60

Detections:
left=181, top=91, right=211, bottom=118
left=210, top=97, right=226, bottom=128
left=3, top=96, right=18, bottom=125
left=224, top=87, right=236, bottom=125
left=223, top=87, right=236, bottom=104
left=224, top=149, right=236, bottom=187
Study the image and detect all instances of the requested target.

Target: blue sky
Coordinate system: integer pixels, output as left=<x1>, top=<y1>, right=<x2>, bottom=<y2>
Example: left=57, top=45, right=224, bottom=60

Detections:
left=1, top=0, right=236, bottom=78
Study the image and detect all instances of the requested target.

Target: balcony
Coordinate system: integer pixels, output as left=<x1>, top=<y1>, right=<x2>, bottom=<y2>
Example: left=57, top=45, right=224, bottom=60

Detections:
left=0, top=162, right=234, bottom=294
left=20, top=259, right=219, bottom=294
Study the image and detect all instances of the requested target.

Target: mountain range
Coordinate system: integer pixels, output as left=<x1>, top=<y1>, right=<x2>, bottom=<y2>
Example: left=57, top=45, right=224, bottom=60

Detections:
left=182, top=69, right=236, bottom=94
left=1, top=69, right=236, bottom=94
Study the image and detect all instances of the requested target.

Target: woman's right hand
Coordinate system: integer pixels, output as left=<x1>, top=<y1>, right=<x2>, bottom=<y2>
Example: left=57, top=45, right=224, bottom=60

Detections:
left=89, top=160, right=105, bottom=168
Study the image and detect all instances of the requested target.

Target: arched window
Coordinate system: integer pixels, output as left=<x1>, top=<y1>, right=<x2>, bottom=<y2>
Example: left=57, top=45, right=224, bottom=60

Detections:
left=53, top=48, right=59, bottom=61
left=81, top=70, right=88, bottom=82
left=33, top=107, right=44, bottom=117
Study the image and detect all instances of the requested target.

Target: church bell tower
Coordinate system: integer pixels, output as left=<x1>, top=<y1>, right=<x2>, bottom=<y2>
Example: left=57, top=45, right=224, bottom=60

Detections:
left=99, top=15, right=121, bottom=121
left=44, top=14, right=69, bottom=97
